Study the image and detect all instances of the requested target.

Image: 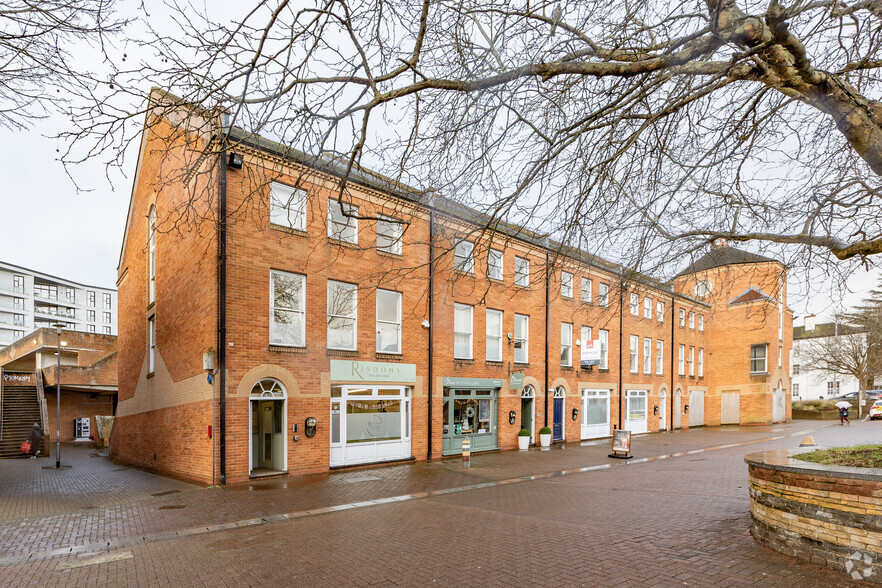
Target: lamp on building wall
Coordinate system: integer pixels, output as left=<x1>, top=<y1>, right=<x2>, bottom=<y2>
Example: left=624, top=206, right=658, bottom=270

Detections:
left=227, top=153, right=243, bottom=169
left=51, top=322, right=65, bottom=469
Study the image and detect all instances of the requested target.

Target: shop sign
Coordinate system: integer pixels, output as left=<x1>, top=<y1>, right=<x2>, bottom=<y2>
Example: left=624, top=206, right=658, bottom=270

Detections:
left=508, top=372, right=524, bottom=390
left=581, top=339, right=601, bottom=368
left=330, top=360, right=416, bottom=383
left=443, top=377, right=503, bottom=388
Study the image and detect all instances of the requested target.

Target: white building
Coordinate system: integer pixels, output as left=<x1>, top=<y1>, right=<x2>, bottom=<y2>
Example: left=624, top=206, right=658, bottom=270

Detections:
left=791, top=316, right=865, bottom=400
left=0, top=260, right=117, bottom=347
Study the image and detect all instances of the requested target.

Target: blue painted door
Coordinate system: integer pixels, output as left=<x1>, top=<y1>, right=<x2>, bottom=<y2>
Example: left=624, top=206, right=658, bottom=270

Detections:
left=553, top=398, right=564, bottom=441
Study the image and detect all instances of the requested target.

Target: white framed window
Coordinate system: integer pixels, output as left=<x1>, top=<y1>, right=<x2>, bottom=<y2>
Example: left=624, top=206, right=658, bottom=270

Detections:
left=487, top=249, right=503, bottom=280
left=103, top=312, right=111, bottom=323
left=698, top=314, right=704, bottom=332
left=104, top=326, right=111, bottom=334
left=454, top=303, right=473, bottom=359
left=689, top=346, right=695, bottom=377
left=148, top=206, right=156, bottom=305
left=103, top=293, right=111, bottom=309
left=599, top=329, right=609, bottom=370
left=327, top=280, right=358, bottom=350
left=270, top=270, right=306, bottom=347
left=87, top=310, right=95, bottom=322
left=629, top=335, right=638, bottom=373
left=88, top=324, right=95, bottom=333
left=750, top=345, right=767, bottom=374
left=581, top=277, right=592, bottom=303
left=486, top=309, right=503, bottom=361
left=376, top=289, right=402, bottom=354
left=656, top=340, right=663, bottom=375
left=514, top=314, right=529, bottom=363
left=643, top=337, right=651, bottom=374
left=630, top=293, right=639, bottom=316
left=561, top=272, right=573, bottom=298
left=327, top=199, right=358, bottom=243
left=698, top=348, right=704, bottom=377
left=778, top=301, right=783, bottom=341
left=792, top=383, right=799, bottom=397
left=678, top=344, right=685, bottom=376
left=377, top=216, right=403, bottom=255
left=454, top=240, right=474, bottom=273
left=778, top=346, right=782, bottom=368
left=792, top=364, right=800, bottom=376
left=514, top=256, right=530, bottom=287
left=689, top=312, right=695, bottom=329
left=88, top=290, right=95, bottom=307
left=561, top=323, right=573, bottom=366
left=270, top=182, right=307, bottom=231
left=148, top=316, right=155, bottom=373
left=644, top=298, right=652, bottom=319
left=598, top=283, right=609, bottom=307
left=678, top=308, right=685, bottom=327
left=581, top=326, right=592, bottom=353
left=656, top=300, right=664, bottom=322
left=827, top=381, right=839, bottom=395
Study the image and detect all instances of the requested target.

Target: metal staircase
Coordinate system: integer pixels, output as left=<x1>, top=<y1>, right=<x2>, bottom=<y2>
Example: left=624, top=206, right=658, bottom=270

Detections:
left=0, top=374, right=45, bottom=459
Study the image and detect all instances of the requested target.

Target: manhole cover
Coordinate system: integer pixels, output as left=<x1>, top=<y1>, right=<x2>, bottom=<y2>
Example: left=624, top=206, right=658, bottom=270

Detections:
left=152, top=490, right=181, bottom=497
left=158, top=504, right=186, bottom=510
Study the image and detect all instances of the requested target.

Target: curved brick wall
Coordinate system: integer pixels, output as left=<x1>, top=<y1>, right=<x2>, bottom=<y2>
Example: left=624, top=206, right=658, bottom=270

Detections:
left=745, top=449, right=882, bottom=583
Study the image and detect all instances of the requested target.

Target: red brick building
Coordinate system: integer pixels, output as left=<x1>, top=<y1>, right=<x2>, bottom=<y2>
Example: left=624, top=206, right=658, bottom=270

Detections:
left=112, top=91, right=792, bottom=484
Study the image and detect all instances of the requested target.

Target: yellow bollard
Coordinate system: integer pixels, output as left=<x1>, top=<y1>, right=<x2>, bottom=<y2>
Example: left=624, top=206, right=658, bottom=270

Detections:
left=799, top=436, right=816, bottom=447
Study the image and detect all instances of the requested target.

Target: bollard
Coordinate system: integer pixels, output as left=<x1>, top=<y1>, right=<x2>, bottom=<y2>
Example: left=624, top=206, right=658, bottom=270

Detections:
left=461, top=437, right=471, bottom=469
left=799, top=436, right=816, bottom=447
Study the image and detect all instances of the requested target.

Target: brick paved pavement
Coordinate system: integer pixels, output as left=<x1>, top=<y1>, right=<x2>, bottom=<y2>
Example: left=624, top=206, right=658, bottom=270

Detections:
left=0, top=419, right=879, bottom=586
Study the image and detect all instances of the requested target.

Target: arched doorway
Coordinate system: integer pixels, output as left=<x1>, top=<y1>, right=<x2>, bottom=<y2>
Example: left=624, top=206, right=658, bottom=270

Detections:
left=553, top=386, right=566, bottom=442
left=674, top=389, right=682, bottom=429
left=521, top=385, right=536, bottom=443
left=658, top=388, right=667, bottom=431
left=773, top=381, right=786, bottom=423
left=249, top=378, right=287, bottom=475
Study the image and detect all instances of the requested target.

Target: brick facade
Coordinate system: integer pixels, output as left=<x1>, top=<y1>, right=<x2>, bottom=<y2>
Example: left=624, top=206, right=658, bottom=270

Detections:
left=112, top=91, right=794, bottom=485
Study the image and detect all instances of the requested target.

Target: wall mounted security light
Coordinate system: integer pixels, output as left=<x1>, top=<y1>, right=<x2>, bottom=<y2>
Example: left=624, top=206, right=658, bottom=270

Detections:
left=227, top=153, right=243, bottom=169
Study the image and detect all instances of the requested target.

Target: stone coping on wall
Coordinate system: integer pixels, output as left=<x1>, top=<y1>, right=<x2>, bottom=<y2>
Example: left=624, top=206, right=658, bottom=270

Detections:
left=745, top=447, right=882, bottom=482
left=745, top=448, right=882, bottom=584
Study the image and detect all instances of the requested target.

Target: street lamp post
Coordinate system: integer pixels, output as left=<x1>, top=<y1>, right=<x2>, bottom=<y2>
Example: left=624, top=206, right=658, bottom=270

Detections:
left=52, top=323, right=64, bottom=469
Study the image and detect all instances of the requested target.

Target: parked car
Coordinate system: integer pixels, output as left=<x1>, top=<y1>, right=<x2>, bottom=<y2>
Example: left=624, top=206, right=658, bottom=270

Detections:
left=829, top=392, right=859, bottom=401
left=870, top=400, right=882, bottom=420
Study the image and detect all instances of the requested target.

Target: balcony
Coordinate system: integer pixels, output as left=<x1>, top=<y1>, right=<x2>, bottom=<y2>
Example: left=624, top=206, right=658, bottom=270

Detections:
left=0, top=283, right=26, bottom=296
left=33, top=306, right=77, bottom=320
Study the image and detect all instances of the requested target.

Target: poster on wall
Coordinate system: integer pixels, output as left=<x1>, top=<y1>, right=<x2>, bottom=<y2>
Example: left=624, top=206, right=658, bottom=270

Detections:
left=581, top=339, right=601, bottom=368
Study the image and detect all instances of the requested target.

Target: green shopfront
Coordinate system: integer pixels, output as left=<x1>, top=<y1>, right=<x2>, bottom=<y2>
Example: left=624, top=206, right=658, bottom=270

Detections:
left=442, top=377, right=502, bottom=455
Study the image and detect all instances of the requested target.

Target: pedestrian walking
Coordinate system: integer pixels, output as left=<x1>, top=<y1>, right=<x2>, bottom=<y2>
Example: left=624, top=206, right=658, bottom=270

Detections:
left=835, top=401, right=851, bottom=425
left=27, top=422, right=43, bottom=457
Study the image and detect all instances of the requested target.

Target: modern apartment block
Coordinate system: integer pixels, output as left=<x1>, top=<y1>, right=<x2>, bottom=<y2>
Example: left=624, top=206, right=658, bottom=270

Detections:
left=112, top=90, right=792, bottom=485
left=0, top=261, right=118, bottom=346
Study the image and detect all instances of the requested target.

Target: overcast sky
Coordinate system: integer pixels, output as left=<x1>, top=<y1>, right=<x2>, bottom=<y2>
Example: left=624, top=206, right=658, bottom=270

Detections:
left=0, top=2, right=877, bottom=320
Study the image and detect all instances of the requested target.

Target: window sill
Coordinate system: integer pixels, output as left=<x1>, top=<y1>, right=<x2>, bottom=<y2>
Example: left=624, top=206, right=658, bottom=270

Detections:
left=376, top=249, right=404, bottom=259
left=270, top=224, right=308, bottom=237
left=488, top=276, right=505, bottom=285
left=598, top=368, right=610, bottom=373
left=146, top=372, right=155, bottom=379
left=513, top=362, right=530, bottom=368
left=270, top=345, right=306, bottom=354
left=485, top=360, right=504, bottom=367
left=327, top=349, right=358, bottom=357
left=513, top=283, right=530, bottom=290
left=375, top=353, right=403, bottom=361
left=453, top=358, right=475, bottom=365
left=453, top=269, right=475, bottom=276
left=327, top=237, right=359, bottom=248
left=560, top=366, right=574, bottom=371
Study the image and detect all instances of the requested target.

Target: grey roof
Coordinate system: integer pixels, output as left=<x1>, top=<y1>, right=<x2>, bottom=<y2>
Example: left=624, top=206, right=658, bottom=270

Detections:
left=676, top=247, right=778, bottom=277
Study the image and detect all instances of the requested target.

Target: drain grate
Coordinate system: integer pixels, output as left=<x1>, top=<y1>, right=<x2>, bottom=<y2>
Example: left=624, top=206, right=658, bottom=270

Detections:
left=152, top=489, right=181, bottom=497
left=158, top=504, right=187, bottom=510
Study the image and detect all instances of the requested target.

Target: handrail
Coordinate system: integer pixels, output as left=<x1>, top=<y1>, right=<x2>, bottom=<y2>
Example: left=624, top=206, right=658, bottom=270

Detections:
left=35, top=370, right=49, bottom=455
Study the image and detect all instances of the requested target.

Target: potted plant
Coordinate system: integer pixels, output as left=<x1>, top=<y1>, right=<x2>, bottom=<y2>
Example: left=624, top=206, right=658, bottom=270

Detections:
left=539, top=426, right=552, bottom=447
left=518, top=428, right=531, bottom=450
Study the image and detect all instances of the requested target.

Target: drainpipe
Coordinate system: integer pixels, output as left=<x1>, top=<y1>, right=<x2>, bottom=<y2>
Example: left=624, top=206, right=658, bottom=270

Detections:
left=427, top=205, right=434, bottom=459
left=670, top=294, right=675, bottom=430
left=544, top=248, right=550, bottom=427
left=618, top=279, right=624, bottom=430
left=217, top=148, right=228, bottom=485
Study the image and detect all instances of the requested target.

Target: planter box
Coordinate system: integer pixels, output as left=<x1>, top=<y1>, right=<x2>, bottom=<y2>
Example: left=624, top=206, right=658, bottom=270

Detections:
left=518, top=436, right=530, bottom=451
left=539, top=433, right=551, bottom=447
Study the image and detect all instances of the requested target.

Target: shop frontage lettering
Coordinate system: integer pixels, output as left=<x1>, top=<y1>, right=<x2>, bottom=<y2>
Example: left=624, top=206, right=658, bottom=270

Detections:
left=351, top=362, right=402, bottom=378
